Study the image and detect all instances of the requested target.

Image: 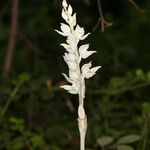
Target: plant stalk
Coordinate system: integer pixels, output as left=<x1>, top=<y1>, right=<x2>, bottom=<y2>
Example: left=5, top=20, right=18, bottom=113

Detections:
left=0, top=82, right=22, bottom=124
left=78, top=76, right=87, bottom=150
left=78, top=116, right=87, bottom=150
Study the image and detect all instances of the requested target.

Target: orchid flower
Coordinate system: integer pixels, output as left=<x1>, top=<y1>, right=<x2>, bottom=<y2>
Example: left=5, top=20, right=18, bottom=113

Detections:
left=55, top=1, right=101, bottom=150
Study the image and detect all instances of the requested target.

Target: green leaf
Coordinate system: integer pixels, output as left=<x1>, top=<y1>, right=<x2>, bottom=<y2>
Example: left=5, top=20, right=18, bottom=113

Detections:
left=117, top=145, right=134, bottom=150
left=11, top=137, right=24, bottom=150
left=135, top=69, right=145, bottom=80
left=146, top=71, right=150, bottom=81
left=9, top=117, right=25, bottom=131
left=31, top=135, right=45, bottom=148
left=97, top=136, right=114, bottom=147
left=19, top=73, right=31, bottom=82
left=50, top=145, right=61, bottom=150
left=117, top=134, right=140, bottom=144
left=142, top=102, right=150, bottom=116
left=110, top=77, right=126, bottom=89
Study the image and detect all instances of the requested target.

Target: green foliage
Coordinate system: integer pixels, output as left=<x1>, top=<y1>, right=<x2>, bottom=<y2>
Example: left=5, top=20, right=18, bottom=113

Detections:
left=12, top=73, right=31, bottom=85
left=117, top=135, right=140, bottom=144
left=116, top=145, right=134, bottom=150
left=97, top=136, right=114, bottom=147
left=97, top=134, right=140, bottom=150
left=9, top=117, right=25, bottom=131
left=142, top=103, right=150, bottom=117
left=30, top=135, right=45, bottom=149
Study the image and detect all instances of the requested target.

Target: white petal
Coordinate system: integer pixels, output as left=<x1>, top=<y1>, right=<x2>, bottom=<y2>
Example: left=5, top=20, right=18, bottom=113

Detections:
left=66, top=37, right=76, bottom=53
left=69, top=53, right=76, bottom=61
left=63, top=56, right=67, bottom=62
left=82, top=51, right=96, bottom=59
left=60, top=85, right=72, bottom=91
left=67, top=61, right=77, bottom=70
left=79, top=44, right=89, bottom=52
left=68, top=15, right=74, bottom=26
left=79, top=44, right=96, bottom=59
left=66, top=35, right=75, bottom=44
left=68, top=83, right=80, bottom=94
left=60, top=43, right=73, bottom=52
left=62, top=9, right=68, bottom=21
left=84, top=72, right=95, bottom=79
left=75, top=25, right=85, bottom=39
left=68, top=90, right=78, bottom=94
left=81, top=33, right=91, bottom=40
left=62, top=0, right=68, bottom=8
left=62, top=73, right=72, bottom=83
left=73, top=13, right=76, bottom=26
left=60, top=23, right=70, bottom=36
left=68, top=5, right=73, bottom=15
left=72, top=83, right=80, bottom=92
left=79, top=44, right=89, bottom=58
left=84, top=66, right=101, bottom=79
left=60, top=43, right=69, bottom=49
left=69, top=70, right=79, bottom=81
left=64, top=53, right=76, bottom=61
left=91, top=66, right=101, bottom=73
left=55, top=30, right=66, bottom=36
left=81, top=62, right=92, bottom=75
left=61, top=23, right=70, bottom=30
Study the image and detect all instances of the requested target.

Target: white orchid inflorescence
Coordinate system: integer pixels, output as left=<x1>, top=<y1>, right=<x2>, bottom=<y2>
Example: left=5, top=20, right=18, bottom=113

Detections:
left=55, top=0, right=101, bottom=98
left=55, top=1, right=101, bottom=150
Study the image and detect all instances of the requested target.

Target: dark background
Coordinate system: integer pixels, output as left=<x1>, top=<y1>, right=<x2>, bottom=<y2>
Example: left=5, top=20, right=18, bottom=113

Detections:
left=0, top=0, right=150, bottom=149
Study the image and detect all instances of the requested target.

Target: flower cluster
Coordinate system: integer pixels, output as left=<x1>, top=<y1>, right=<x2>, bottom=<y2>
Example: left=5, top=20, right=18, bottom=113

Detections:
left=55, top=0, right=101, bottom=95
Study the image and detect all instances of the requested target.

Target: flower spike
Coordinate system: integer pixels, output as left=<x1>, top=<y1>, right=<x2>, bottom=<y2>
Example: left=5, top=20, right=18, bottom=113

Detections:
left=55, top=1, right=101, bottom=150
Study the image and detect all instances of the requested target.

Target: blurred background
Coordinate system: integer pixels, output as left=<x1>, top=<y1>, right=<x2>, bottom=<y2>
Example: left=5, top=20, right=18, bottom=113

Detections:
left=0, top=0, right=150, bottom=149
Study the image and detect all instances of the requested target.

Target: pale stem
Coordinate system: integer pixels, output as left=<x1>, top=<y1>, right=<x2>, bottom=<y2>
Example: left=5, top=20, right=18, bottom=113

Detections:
left=73, top=31, right=87, bottom=150
left=78, top=116, right=87, bottom=150
left=78, top=77, right=87, bottom=150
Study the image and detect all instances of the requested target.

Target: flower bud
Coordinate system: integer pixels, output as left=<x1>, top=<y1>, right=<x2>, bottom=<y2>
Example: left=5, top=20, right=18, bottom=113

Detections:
left=62, top=0, right=68, bottom=8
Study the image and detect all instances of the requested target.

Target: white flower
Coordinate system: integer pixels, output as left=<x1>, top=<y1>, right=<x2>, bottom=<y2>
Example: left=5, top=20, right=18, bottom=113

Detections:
left=60, top=43, right=69, bottom=49
left=69, top=70, right=79, bottom=81
left=61, top=23, right=70, bottom=35
left=80, top=33, right=91, bottom=40
left=61, top=42, right=76, bottom=53
left=74, top=25, right=91, bottom=40
left=60, top=85, right=72, bottom=91
left=57, top=2, right=101, bottom=149
left=55, top=23, right=70, bottom=36
left=72, top=13, right=76, bottom=27
left=79, top=44, right=89, bottom=52
left=81, top=62, right=101, bottom=79
left=56, top=0, right=101, bottom=95
left=63, top=53, right=76, bottom=61
left=66, top=35, right=75, bottom=44
left=65, top=39, right=76, bottom=53
left=85, top=66, right=101, bottom=79
left=79, top=44, right=96, bottom=59
left=68, top=5, right=73, bottom=15
left=68, top=16, right=74, bottom=27
left=67, top=61, right=77, bottom=70
left=60, top=82, right=79, bottom=94
left=75, top=25, right=85, bottom=39
left=81, top=62, right=91, bottom=75
left=62, top=0, right=68, bottom=9
left=61, top=9, right=68, bottom=22
left=62, top=73, right=72, bottom=83
left=60, top=43, right=73, bottom=53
